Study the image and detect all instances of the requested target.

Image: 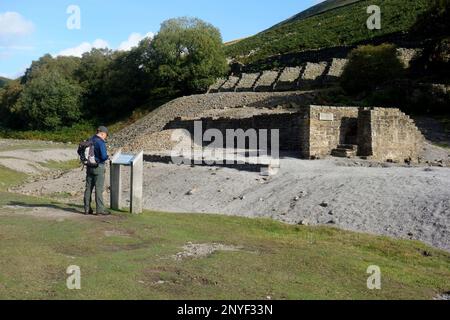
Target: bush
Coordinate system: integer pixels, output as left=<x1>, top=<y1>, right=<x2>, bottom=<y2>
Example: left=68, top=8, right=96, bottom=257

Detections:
left=340, top=44, right=405, bottom=94
left=13, top=70, right=83, bottom=130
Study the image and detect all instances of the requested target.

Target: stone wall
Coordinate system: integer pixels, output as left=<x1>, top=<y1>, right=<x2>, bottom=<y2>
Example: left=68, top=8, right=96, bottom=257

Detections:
left=165, top=112, right=304, bottom=151
left=235, top=73, right=260, bottom=92
left=208, top=46, right=424, bottom=93
left=254, top=70, right=279, bottom=92
left=366, top=108, right=425, bottom=163
left=274, top=67, right=302, bottom=91
left=220, top=76, right=240, bottom=92
left=208, top=78, right=227, bottom=93
left=308, top=106, right=359, bottom=158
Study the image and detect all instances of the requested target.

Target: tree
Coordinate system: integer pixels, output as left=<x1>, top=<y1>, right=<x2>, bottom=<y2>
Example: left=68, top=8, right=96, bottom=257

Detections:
left=14, top=69, right=83, bottom=130
left=145, top=17, right=228, bottom=94
left=340, top=44, right=404, bottom=94
left=0, top=80, right=24, bottom=127
left=75, top=48, right=114, bottom=117
left=22, top=54, right=81, bottom=85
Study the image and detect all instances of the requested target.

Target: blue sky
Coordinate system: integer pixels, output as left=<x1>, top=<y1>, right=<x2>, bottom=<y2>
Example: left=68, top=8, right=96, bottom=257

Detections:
left=0, top=0, right=321, bottom=79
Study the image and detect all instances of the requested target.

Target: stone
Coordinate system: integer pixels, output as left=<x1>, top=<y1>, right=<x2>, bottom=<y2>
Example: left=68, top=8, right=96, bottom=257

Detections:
left=254, top=70, right=280, bottom=92
left=186, top=188, right=197, bottom=196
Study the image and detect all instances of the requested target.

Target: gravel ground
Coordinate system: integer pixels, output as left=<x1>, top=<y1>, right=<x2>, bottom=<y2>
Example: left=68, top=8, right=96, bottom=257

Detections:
left=16, top=155, right=450, bottom=252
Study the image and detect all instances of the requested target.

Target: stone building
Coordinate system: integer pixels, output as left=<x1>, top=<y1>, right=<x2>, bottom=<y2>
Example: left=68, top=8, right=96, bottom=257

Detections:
left=165, top=105, right=425, bottom=163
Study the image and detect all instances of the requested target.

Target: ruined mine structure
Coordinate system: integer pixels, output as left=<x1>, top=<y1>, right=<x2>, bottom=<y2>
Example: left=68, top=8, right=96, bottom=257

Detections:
left=165, top=105, right=425, bottom=163
left=208, top=48, right=422, bottom=93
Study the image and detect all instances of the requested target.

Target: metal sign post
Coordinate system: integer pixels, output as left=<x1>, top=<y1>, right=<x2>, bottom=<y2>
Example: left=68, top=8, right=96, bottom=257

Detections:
left=110, top=149, right=144, bottom=214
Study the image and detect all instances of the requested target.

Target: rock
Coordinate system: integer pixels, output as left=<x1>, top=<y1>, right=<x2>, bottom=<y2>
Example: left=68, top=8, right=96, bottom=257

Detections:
left=186, top=188, right=197, bottom=196
left=320, top=202, right=329, bottom=208
left=298, top=220, right=309, bottom=226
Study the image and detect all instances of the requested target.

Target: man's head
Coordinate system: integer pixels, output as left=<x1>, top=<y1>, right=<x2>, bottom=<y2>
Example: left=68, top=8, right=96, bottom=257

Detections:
left=96, top=126, right=109, bottom=140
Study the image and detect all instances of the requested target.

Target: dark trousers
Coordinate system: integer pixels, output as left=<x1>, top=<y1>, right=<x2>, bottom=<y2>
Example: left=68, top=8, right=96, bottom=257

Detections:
left=84, top=164, right=106, bottom=213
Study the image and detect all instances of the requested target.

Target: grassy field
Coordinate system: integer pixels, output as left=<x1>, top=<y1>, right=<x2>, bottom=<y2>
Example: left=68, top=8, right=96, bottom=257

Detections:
left=0, top=150, right=449, bottom=300
left=0, top=191, right=449, bottom=300
left=225, top=0, right=431, bottom=64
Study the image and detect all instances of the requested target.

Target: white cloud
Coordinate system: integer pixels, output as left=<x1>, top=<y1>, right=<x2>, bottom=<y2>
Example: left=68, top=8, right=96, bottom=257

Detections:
left=0, top=12, right=34, bottom=40
left=54, top=31, right=154, bottom=58
left=56, top=39, right=109, bottom=57
left=118, top=32, right=154, bottom=51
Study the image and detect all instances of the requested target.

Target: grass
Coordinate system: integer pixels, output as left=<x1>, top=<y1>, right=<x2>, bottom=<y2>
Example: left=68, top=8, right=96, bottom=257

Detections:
left=225, top=0, right=431, bottom=64
left=0, top=166, right=28, bottom=191
left=40, top=159, right=81, bottom=171
left=0, top=190, right=449, bottom=300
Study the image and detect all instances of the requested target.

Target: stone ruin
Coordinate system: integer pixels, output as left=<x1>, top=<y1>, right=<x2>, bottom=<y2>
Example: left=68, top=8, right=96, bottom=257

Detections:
left=165, top=105, right=425, bottom=164
left=208, top=48, right=423, bottom=93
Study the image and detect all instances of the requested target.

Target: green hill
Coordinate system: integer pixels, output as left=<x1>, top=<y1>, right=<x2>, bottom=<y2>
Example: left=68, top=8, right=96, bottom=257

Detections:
left=0, top=76, right=11, bottom=88
left=225, top=0, right=432, bottom=64
left=269, top=0, right=363, bottom=30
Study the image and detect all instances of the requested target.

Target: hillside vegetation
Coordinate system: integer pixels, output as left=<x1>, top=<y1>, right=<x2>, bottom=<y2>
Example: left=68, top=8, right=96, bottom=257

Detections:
left=225, top=0, right=432, bottom=64
left=269, top=0, right=363, bottom=30
left=0, top=76, right=11, bottom=88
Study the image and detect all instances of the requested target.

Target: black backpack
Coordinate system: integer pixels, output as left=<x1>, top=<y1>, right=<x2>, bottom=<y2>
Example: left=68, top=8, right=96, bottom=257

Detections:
left=77, top=139, right=98, bottom=167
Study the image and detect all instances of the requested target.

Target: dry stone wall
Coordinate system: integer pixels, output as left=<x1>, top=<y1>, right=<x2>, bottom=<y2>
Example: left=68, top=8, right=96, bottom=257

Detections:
left=308, top=106, right=360, bottom=158
left=275, top=67, right=302, bottom=91
left=165, top=112, right=303, bottom=151
left=235, top=73, right=260, bottom=92
left=220, top=76, right=240, bottom=92
left=254, top=70, right=279, bottom=92
left=367, top=108, right=425, bottom=163
left=208, top=47, right=423, bottom=93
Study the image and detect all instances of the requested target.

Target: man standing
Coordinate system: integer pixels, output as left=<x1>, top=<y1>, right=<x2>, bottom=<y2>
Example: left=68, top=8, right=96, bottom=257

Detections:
left=84, top=126, right=110, bottom=215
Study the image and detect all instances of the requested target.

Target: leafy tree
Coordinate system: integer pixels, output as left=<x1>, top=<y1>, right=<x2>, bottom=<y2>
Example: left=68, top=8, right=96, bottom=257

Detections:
left=146, top=17, right=228, bottom=94
left=0, top=80, right=24, bottom=127
left=340, top=44, right=404, bottom=94
left=99, top=45, right=153, bottom=119
left=14, top=69, right=83, bottom=130
left=75, top=48, right=114, bottom=117
left=21, top=54, right=81, bottom=85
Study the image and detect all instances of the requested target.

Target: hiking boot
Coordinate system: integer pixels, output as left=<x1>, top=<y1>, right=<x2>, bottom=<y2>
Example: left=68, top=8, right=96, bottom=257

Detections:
left=98, top=211, right=111, bottom=216
left=84, top=209, right=94, bottom=215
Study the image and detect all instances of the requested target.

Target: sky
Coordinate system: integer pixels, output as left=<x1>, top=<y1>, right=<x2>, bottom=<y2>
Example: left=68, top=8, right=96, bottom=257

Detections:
left=0, top=0, right=323, bottom=79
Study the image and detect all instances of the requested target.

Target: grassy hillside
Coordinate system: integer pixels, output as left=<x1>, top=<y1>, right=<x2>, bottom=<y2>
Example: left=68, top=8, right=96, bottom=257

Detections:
left=269, top=0, right=363, bottom=30
left=226, top=0, right=432, bottom=64
left=0, top=76, right=11, bottom=88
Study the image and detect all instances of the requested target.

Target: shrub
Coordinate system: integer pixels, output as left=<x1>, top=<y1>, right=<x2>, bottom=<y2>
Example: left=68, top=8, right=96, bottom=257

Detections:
left=340, top=44, right=405, bottom=94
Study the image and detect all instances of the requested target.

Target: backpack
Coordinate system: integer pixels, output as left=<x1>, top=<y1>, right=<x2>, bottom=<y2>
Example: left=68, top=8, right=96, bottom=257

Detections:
left=77, top=139, right=98, bottom=167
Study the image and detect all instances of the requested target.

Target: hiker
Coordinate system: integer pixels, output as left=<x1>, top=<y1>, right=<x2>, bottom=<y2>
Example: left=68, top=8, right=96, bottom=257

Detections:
left=82, top=126, right=110, bottom=216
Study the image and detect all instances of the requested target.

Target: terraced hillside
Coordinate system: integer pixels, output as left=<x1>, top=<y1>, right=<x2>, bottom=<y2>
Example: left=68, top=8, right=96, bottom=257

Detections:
left=225, top=0, right=431, bottom=64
